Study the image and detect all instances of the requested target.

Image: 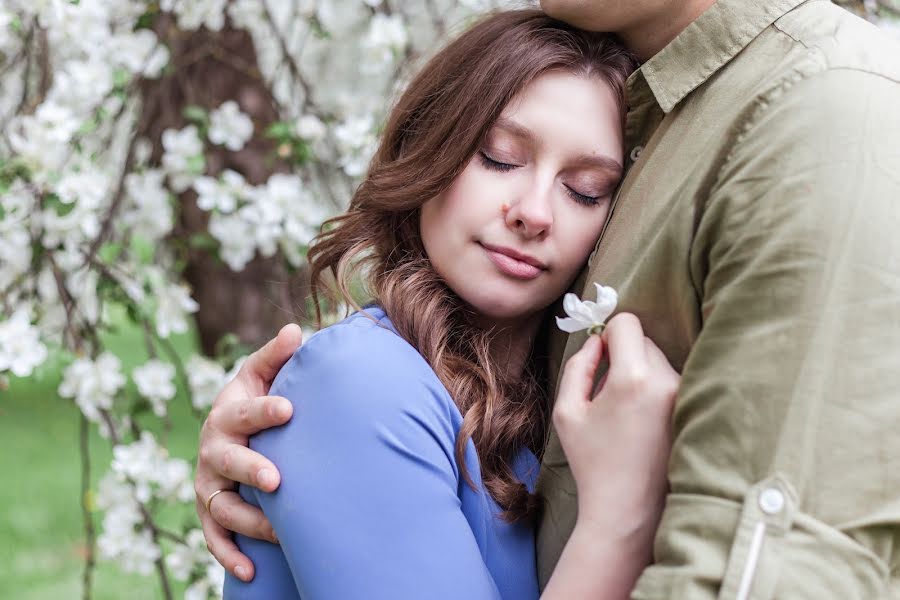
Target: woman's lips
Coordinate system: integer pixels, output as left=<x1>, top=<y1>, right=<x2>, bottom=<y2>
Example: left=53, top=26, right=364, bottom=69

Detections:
left=480, top=243, right=545, bottom=280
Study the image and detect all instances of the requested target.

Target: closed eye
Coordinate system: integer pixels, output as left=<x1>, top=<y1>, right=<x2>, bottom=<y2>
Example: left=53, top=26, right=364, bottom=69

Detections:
left=564, top=185, right=603, bottom=207
left=478, top=151, right=519, bottom=173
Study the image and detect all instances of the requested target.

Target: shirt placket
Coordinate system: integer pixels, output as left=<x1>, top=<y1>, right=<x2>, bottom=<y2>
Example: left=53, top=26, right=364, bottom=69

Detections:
left=589, top=76, right=665, bottom=265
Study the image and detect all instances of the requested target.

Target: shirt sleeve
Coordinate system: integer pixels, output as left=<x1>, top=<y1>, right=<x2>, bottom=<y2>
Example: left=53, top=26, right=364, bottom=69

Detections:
left=631, top=69, right=900, bottom=599
left=223, top=319, right=503, bottom=600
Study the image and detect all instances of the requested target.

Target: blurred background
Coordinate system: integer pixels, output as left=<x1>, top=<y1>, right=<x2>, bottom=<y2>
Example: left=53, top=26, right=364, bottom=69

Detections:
left=0, top=0, right=897, bottom=598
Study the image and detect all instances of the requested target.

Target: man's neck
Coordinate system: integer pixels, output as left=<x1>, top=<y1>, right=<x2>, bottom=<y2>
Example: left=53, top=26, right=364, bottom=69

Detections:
left=620, top=0, right=718, bottom=62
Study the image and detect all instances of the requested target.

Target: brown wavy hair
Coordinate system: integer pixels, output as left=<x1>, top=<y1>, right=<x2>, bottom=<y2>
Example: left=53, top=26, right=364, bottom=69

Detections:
left=307, top=10, right=635, bottom=523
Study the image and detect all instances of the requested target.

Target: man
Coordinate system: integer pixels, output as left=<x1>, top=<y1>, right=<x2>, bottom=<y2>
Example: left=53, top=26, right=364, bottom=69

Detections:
left=195, top=0, right=900, bottom=596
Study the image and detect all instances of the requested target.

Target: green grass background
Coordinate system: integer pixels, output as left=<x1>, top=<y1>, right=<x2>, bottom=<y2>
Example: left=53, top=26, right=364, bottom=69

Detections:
left=1, top=317, right=205, bottom=599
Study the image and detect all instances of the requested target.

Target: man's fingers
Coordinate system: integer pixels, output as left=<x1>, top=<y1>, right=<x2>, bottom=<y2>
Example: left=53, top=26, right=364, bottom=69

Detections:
left=207, top=394, right=293, bottom=438
left=206, top=490, right=278, bottom=544
left=240, top=323, right=303, bottom=387
left=202, top=441, right=282, bottom=492
left=556, top=335, right=603, bottom=412
left=198, top=498, right=257, bottom=582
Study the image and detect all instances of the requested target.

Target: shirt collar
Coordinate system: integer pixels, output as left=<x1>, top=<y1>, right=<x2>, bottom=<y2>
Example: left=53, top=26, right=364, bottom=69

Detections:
left=630, top=0, right=809, bottom=113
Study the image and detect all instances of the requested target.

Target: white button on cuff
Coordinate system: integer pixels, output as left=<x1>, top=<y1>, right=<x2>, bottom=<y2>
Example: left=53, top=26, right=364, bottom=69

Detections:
left=758, top=488, right=785, bottom=515
left=630, top=145, right=644, bottom=161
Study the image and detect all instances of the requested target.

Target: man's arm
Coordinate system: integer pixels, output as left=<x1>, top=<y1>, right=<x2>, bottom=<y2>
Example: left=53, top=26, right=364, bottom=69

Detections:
left=195, top=323, right=300, bottom=581
left=633, top=69, right=900, bottom=599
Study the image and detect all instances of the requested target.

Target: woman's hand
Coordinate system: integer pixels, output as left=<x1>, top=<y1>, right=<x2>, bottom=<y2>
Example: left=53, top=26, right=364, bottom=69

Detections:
left=547, top=313, right=679, bottom=597
left=194, top=324, right=301, bottom=581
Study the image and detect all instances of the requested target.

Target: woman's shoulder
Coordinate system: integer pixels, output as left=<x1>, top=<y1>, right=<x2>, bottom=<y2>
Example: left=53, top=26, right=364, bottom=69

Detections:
left=271, top=307, right=461, bottom=430
left=298, top=306, right=429, bottom=376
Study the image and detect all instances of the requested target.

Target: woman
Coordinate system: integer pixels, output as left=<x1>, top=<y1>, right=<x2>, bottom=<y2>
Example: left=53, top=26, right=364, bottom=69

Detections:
left=222, top=10, right=678, bottom=599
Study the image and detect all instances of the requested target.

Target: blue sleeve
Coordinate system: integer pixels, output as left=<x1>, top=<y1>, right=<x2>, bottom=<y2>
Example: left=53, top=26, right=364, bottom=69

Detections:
left=224, top=319, right=503, bottom=599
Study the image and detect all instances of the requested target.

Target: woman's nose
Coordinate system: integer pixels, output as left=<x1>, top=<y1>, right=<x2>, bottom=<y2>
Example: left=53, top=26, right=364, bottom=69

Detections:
left=504, top=185, right=553, bottom=239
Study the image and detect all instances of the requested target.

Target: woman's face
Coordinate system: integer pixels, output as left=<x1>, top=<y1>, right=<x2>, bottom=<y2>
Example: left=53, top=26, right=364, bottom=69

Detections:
left=420, top=70, right=623, bottom=326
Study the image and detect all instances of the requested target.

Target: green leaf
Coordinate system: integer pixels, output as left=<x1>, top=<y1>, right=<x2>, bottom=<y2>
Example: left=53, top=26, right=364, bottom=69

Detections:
left=265, top=121, right=293, bottom=141
left=135, top=8, right=160, bottom=30
left=188, top=232, right=218, bottom=251
left=113, top=67, right=132, bottom=89
left=186, top=154, right=206, bottom=174
left=130, top=234, right=155, bottom=265
left=98, top=242, right=123, bottom=263
left=183, top=105, right=209, bottom=126
left=291, top=140, right=314, bottom=165
left=44, top=193, right=75, bottom=217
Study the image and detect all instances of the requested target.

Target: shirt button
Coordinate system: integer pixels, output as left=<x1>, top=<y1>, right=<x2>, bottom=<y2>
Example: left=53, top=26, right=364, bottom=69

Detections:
left=759, top=488, right=785, bottom=515
left=630, top=145, right=644, bottom=161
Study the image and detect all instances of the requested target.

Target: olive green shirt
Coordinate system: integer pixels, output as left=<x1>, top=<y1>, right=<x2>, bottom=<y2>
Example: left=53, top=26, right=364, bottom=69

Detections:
left=536, top=1, right=900, bottom=597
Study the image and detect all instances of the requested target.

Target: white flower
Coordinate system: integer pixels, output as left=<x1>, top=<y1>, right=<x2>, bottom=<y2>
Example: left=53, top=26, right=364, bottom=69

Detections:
left=111, top=431, right=193, bottom=503
left=8, top=102, right=79, bottom=171
left=556, top=283, right=618, bottom=335
left=186, top=354, right=226, bottom=410
left=362, top=13, right=408, bottom=72
left=193, top=169, right=249, bottom=213
left=333, top=115, right=377, bottom=177
left=132, top=359, right=176, bottom=417
left=111, top=29, right=170, bottom=78
left=0, top=309, right=49, bottom=377
left=54, top=167, right=109, bottom=208
left=208, top=212, right=257, bottom=271
left=208, top=101, right=254, bottom=151
left=52, top=59, right=114, bottom=114
left=164, top=0, right=227, bottom=31
left=154, top=282, right=199, bottom=338
left=59, top=352, right=126, bottom=423
left=123, top=169, right=173, bottom=241
left=294, top=114, right=326, bottom=141
left=161, top=125, right=205, bottom=192
left=165, top=529, right=209, bottom=581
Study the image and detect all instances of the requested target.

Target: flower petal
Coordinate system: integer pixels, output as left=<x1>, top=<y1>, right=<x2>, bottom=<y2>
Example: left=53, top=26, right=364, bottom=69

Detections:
left=556, top=316, right=589, bottom=333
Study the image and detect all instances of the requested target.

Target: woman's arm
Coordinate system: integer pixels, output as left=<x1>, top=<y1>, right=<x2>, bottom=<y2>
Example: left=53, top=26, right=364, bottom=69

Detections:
left=225, top=321, right=503, bottom=600
left=542, top=314, right=680, bottom=599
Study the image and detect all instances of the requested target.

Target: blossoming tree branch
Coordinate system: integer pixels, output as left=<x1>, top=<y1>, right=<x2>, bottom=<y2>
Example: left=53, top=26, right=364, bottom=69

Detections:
left=0, top=0, right=896, bottom=599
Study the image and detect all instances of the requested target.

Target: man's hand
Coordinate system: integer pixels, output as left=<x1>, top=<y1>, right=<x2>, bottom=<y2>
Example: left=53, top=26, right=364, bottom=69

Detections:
left=194, top=323, right=302, bottom=582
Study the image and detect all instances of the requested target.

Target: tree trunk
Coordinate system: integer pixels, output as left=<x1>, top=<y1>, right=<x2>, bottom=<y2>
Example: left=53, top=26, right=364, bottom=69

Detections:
left=138, top=18, right=309, bottom=355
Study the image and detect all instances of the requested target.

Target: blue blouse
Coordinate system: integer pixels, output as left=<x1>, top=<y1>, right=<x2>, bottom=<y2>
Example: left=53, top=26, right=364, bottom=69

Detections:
left=223, top=307, right=540, bottom=599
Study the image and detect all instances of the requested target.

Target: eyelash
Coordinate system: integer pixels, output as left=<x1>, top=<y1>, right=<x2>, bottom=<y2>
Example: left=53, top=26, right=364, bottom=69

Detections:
left=478, top=151, right=603, bottom=207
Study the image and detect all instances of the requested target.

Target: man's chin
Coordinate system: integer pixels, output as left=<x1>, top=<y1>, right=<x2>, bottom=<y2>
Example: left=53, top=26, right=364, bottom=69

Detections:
left=539, top=0, right=613, bottom=33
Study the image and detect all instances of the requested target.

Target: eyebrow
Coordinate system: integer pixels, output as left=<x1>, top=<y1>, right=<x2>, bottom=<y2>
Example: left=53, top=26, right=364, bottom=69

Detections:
left=493, top=117, right=623, bottom=175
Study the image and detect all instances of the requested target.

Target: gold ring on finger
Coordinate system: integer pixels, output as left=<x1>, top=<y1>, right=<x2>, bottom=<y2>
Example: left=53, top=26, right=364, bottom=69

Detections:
left=205, top=488, right=230, bottom=513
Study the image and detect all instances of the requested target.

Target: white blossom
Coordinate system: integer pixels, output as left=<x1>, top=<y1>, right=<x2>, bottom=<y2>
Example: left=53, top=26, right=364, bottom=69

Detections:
left=111, top=29, right=170, bottom=78
left=0, top=309, right=49, bottom=377
left=362, top=14, right=408, bottom=72
left=51, top=59, right=114, bottom=114
left=556, top=283, right=619, bottom=334
left=186, top=354, right=226, bottom=410
left=193, top=169, right=249, bottom=213
left=161, top=0, right=227, bottom=31
left=333, top=115, right=378, bottom=177
left=208, top=101, right=254, bottom=151
left=132, top=359, right=177, bottom=417
left=208, top=212, right=257, bottom=271
left=96, top=470, right=161, bottom=574
left=111, top=431, right=193, bottom=504
left=162, top=125, right=205, bottom=192
left=59, top=352, right=126, bottom=423
left=123, top=169, right=174, bottom=241
left=154, top=282, right=199, bottom=338
left=165, top=529, right=210, bottom=581
left=54, top=167, right=109, bottom=208
left=9, top=102, right=80, bottom=172
left=295, top=114, right=327, bottom=141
